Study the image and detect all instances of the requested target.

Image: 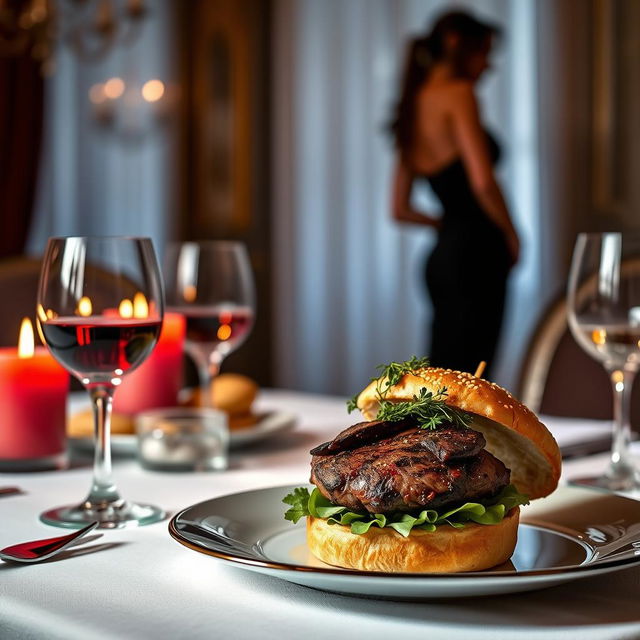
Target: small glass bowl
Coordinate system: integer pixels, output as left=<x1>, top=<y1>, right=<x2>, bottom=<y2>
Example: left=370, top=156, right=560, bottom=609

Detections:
left=136, top=408, right=229, bottom=472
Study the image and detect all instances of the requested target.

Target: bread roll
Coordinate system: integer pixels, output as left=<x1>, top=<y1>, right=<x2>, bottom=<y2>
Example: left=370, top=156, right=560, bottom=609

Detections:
left=67, top=409, right=134, bottom=437
left=184, top=373, right=258, bottom=416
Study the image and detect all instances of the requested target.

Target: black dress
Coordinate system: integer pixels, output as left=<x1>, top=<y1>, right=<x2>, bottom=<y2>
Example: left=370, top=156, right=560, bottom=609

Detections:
left=423, top=135, right=510, bottom=378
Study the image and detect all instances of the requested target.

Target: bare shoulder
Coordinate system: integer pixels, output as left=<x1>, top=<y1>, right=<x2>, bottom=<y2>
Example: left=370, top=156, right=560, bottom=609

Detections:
left=444, top=80, right=477, bottom=104
left=441, top=80, right=481, bottom=119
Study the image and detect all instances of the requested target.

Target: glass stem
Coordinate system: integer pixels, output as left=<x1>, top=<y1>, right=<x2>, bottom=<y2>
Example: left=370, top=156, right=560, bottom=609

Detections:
left=194, top=349, right=222, bottom=408
left=607, top=368, right=636, bottom=483
left=86, top=385, right=121, bottom=507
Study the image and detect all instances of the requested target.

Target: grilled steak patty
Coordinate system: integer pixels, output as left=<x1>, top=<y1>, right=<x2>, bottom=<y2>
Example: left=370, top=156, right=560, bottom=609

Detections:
left=310, top=426, right=510, bottom=514
left=311, top=421, right=485, bottom=462
left=310, top=419, right=415, bottom=456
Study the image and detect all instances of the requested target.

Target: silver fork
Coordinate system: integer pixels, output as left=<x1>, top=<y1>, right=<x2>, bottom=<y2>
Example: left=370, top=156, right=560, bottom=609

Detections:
left=0, top=521, right=100, bottom=563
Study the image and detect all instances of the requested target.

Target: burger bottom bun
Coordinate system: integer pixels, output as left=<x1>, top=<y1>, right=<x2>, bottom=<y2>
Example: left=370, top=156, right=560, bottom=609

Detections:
left=306, top=507, right=520, bottom=573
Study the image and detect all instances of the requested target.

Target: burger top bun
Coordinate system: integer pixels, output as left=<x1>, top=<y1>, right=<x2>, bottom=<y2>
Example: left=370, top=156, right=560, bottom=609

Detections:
left=356, top=367, right=561, bottom=500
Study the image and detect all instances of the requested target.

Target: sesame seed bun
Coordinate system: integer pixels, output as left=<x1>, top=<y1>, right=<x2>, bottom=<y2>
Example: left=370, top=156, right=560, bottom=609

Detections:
left=356, top=367, right=561, bottom=500
left=307, top=507, right=520, bottom=573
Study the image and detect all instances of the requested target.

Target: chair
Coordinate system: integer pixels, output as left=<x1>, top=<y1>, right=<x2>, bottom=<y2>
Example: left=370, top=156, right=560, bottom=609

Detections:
left=518, top=260, right=640, bottom=428
left=0, top=256, right=43, bottom=346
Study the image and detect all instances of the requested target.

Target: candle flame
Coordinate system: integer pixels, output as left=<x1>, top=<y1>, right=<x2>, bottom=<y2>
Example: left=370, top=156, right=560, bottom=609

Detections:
left=77, top=296, right=93, bottom=317
left=183, top=284, right=197, bottom=303
left=119, top=298, right=133, bottom=318
left=133, top=292, right=149, bottom=318
left=18, top=318, right=35, bottom=359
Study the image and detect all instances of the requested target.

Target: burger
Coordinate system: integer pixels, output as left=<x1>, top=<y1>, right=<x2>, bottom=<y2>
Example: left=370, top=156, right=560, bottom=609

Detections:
left=283, top=358, right=561, bottom=573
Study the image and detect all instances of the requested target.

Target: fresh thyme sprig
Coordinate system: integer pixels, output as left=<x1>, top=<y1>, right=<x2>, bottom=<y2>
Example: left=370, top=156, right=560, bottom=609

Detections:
left=374, top=356, right=430, bottom=400
left=376, top=386, right=472, bottom=430
left=346, top=356, right=429, bottom=414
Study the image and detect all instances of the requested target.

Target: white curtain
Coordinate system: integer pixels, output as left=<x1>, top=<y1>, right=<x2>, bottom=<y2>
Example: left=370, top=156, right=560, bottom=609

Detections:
left=27, top=1, right=177, bottom=259
left=273, top=0, right=542, bottom=395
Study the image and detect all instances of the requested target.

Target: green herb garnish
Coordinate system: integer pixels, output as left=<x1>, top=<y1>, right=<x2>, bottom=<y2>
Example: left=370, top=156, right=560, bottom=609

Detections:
left=374, top=355, right=430, bottom=398
left=377, top=387, right=472, bottom=430
left=346, top=356, right=429, bottom=414
left=283, top=485, right=529, bottom=537
left=346, top=356, right=470, bottom=429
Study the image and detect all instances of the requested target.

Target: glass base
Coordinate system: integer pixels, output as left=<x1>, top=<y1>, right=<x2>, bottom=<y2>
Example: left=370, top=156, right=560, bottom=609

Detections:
left=40, top=500, right=165, bottom=529
left=568, top=474, right=640, bottom=493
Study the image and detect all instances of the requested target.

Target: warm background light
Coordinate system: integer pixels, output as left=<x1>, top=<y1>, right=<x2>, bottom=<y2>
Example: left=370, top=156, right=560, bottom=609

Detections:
left=89, top=83, right=106, bottom=104
left=141, top=79, right=164, bottom=103
left=18, top=318, right=35, bottom=359
left=103, top=77, right=125, bottom=99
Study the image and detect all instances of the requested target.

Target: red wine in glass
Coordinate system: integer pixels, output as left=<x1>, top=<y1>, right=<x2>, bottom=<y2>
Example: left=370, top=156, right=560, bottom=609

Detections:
left=37, top=235, right=165, bottom=529
left=40, top=317, right=162, bottom=382
left=172, top=306, right=253, bottom=355
left=164, top=241, right=256, bottom=409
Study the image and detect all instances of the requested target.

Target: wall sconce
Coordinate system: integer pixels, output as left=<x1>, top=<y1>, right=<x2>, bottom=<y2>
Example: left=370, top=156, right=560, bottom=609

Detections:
left=88, top=75, right=172, bottom=142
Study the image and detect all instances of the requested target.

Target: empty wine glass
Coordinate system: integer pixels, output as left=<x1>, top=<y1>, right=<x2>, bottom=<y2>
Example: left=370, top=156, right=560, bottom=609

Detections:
left=164, top=241, right=255, bottom=407
left=567, top=232, right=640, bottom=491
left=37, top=236, right=165, bottom=528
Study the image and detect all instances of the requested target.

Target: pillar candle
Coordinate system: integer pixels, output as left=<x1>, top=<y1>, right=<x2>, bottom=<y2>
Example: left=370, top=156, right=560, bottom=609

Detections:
left=113, top=312, right=185, bottom=414
left=0, top=346, right=69, bottom=464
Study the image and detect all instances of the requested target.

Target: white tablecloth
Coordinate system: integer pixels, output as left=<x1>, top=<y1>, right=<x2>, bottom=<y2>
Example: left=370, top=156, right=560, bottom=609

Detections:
left=1, top=390, right=639, bottom=640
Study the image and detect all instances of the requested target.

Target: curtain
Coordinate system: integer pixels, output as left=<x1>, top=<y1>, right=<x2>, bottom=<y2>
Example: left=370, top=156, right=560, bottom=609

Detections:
left=0, top=53, right=43, bottom=258
left=273, top=0, right=543, bottom=394
left=26, top=1, right=176, bottom=258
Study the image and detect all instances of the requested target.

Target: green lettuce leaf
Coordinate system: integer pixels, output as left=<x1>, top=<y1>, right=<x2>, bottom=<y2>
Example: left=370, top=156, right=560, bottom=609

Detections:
left=283, top=487, right=311, bottom=523
left=283, top=484, right=529, bottom=537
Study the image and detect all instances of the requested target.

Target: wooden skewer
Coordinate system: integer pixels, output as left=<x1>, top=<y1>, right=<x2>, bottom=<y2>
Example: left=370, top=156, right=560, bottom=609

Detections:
left=473, top=361, right=486, bottom=378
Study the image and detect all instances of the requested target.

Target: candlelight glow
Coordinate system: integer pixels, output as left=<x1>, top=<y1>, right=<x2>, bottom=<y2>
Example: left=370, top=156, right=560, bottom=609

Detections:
left=77, top=296, right=93, bottom=317
left=18, top=318, right=35, bottom=359
left=592, top=328, right=606, bottom=345
left=119, top=299, right=134, bottom=318
left=217, top=324, right=232, bottom=341
left=133, top=292, right=149, bottom=318
left=142, top=79, right=164, bottom=103
left=37, top=304, right=47, bottom=322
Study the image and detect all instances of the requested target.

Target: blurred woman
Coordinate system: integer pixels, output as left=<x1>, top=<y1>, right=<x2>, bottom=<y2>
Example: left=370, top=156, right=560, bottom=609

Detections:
left=390, top=10, right=519, bottom=378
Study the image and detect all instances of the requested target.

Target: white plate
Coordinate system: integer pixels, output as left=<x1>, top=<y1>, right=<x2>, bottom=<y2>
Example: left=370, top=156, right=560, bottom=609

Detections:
left=68, top=411, right=297, bottom=456
left=168, top=485, right=640, bottom=600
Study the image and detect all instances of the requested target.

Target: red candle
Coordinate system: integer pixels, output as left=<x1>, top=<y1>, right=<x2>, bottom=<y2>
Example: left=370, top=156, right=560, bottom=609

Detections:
left=113, top=312, right=186, bottom=415
left=0, top=319, right=69, bottom=466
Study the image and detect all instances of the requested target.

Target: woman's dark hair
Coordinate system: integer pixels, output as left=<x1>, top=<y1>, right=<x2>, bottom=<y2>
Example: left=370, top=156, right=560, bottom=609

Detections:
left=390, top=11, right=500, bottom=157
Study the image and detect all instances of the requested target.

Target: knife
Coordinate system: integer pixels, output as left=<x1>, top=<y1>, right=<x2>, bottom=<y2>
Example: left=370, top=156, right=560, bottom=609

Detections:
left=0, top=487, right=24, bottom=497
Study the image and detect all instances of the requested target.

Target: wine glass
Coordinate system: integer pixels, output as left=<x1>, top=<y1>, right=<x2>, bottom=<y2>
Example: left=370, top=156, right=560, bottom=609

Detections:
left=567, top=232, right=640, bottom=491
left=164, top=241, right=255, bottom=407
left=37, top=236, right=165, bottom=528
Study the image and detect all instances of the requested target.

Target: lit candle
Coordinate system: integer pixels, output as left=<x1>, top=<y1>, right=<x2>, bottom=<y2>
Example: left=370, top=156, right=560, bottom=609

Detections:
left=113, top=312, right=186, bottom=414
left=0, top=318, right=69, bottom=469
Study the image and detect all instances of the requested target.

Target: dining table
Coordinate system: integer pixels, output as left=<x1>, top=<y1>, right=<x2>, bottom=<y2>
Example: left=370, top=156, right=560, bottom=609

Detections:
left=1, top=389, right=639, bottom=640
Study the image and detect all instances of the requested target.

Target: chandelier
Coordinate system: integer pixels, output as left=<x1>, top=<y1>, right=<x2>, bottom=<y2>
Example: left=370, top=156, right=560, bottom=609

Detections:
left=0, top=0, right=147, bottom=73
